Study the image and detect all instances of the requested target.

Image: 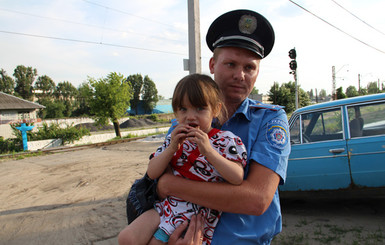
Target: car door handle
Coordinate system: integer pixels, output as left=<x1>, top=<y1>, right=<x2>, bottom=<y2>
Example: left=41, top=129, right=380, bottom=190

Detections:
left=329, top=148, right=345, bottom=154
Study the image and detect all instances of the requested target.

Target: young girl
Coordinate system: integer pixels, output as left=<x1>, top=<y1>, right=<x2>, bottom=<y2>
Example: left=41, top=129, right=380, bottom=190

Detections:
left=118, top=74, right=247, bottom=245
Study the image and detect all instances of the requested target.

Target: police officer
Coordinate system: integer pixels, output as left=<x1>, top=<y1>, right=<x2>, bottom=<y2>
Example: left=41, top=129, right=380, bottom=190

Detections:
left=162, top=9, right=290, bottom=245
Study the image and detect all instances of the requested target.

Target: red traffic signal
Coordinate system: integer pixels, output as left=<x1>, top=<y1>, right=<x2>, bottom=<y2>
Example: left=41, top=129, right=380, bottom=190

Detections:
left=288, top=48, right=296, bottom=59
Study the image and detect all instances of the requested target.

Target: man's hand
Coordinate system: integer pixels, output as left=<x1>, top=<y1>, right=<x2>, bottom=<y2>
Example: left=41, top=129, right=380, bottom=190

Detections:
left=168, top=214, right=204, bottom=245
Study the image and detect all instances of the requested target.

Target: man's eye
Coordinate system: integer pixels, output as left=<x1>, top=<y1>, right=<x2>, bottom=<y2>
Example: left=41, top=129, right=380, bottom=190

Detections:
left=245, top=65, right=256, bottom=71
left=179, top=107, right=186, bottom=111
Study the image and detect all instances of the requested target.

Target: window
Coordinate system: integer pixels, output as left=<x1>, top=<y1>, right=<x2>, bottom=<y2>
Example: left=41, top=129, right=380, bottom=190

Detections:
left=348, top=102, right=385, bottom=137
left=301, top=108, right=343, bottom=143
left=290, top=116, right=300, bottom=144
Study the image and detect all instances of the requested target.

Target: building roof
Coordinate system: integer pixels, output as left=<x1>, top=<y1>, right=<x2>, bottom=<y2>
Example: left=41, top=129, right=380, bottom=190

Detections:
left=0, top=92, right=45, bottom=110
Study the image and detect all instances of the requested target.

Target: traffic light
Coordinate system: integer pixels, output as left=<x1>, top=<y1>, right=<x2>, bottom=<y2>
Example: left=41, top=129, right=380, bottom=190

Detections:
left=288, top=48, right=296, bottom=59
left=290, top=60, right=297, bottom=70
left=288, top=48, right=297, bottom=72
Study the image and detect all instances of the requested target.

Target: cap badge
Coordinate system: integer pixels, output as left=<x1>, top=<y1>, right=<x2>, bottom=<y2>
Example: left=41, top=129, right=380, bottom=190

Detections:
left=239, top=15, right=257, bottom=34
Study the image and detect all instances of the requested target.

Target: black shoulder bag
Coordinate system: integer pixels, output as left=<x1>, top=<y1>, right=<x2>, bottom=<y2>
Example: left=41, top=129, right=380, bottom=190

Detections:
left=125, top=173, right=159, bottom=224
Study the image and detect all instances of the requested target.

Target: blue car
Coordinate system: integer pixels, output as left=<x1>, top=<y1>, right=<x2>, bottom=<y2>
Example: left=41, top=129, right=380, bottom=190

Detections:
left=280, top=93, right=385, bottom=191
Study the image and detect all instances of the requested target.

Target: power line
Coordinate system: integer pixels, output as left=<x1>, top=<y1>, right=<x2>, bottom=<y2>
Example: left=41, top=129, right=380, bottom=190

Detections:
left=331, top=0, right=385, bottom=36
left=81, top=0, right=176, bottom=29
left=0, top=30, right=186, bottom=56
left=288, top=0, right=385, bottom=55
left=0, top=8, right=184, bottom=43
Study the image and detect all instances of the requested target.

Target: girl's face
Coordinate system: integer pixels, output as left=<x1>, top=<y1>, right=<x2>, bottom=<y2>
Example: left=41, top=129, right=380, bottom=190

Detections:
left=175, top=94, right=219, bottom=133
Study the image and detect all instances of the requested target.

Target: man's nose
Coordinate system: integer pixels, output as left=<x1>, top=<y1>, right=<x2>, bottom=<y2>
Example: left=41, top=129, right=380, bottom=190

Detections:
left=233, top=67, right=245, bottom=81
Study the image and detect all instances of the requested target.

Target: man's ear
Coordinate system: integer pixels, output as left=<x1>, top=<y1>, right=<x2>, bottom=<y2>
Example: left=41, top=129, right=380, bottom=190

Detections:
left=209, top=57, right=215, bottom=74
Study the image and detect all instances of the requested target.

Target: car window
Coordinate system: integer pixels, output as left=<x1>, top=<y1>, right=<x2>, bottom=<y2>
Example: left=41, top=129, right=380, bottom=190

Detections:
left=348, top=101, right=385, bottom=138
left=300, top=108, right=343, bottom=143
left=290, top=116, right=300, bottom=144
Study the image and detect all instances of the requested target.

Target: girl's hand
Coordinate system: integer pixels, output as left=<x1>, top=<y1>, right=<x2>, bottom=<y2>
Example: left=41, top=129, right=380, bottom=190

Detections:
left=186, top=127, right=213, bottom=157
left=169, top=124, right=191, bottom=152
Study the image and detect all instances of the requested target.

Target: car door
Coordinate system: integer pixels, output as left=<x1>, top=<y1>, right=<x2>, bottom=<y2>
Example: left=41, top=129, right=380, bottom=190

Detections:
left=346, top=101, right=385, bottom=188
left=281, top=107, right=351, bottom=191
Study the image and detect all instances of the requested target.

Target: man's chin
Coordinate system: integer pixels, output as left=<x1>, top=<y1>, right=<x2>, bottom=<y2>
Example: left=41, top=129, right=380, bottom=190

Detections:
left=225, top=93, right=247, bottom=104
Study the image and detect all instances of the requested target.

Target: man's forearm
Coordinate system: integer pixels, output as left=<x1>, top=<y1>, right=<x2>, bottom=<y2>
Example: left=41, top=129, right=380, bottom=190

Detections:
left=157, top=163, right=280, bottom=215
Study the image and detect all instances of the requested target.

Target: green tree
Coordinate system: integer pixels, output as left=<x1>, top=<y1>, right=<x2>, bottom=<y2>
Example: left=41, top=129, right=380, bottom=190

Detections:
left=13, top=65, right=37, bottom=100
left=250, top=87, right=259, bottom=95
left=268, top=81, right=310, bottom=114
left=72, top=82, right=93, bottom=117
left=126, top=74, right=144, bottom=115
left=345, top=85, right=359, bottom=98
left=308, top=89, right=314, bottom=100
left=34, top=75, right=56, bottom=98
left=367, top=82, right=379, bottom=94
left=336, top=87, right=346, bottom=99
left=319, top=89, right=327, bottom=99
left=55, top=81, right=78, bottom=117
left=55, top=81, right=78, bottom=100
left=359, top=87, right=367, bottom=96
left=142, top=75, right=158, bottom=114
left=42, top=99, right=66, bottom=119
left=0, top=69, right=15, bottom=94
left=87, top=72, right=132, bottom=138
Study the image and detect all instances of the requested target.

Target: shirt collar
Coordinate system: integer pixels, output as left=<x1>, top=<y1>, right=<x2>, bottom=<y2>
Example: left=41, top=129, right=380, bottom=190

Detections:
left=232, top=98, right=252, bottom=121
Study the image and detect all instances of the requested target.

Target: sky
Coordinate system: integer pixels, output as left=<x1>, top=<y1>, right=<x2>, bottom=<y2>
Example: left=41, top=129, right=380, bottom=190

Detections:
left=1, top=0, right=385, bottom=99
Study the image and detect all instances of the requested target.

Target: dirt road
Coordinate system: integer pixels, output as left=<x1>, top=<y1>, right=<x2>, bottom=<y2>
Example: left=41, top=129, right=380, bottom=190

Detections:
left=0, top=139, right=384, bottom=245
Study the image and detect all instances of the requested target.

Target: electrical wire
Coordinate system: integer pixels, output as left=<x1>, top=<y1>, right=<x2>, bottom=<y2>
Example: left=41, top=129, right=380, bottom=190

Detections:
left=330, top=0, right=385, bottom=36
left=0, top=8, right=184, bottom=43
left=288, top=0, right=385, bottom=55
left=0, top=30, right=186, bottom=56
left=81, top=0, right=176, bottom=29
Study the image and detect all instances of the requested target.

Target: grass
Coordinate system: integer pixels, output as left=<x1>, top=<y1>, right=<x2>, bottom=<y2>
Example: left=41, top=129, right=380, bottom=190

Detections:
left=1, top=150, right=47, bottom=161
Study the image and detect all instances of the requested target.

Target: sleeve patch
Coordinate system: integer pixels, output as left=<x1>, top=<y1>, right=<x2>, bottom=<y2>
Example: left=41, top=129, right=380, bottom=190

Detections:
left=266, top=119, right=289, bottom=149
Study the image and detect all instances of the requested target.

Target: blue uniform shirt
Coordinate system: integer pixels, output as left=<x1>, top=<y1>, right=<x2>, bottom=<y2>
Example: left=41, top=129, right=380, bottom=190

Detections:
left=211, top=98, right=290, bottom=245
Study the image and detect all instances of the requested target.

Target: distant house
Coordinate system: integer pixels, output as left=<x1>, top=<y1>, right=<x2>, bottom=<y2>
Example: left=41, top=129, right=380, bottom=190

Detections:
left=127, top=99, right=173, bottom=115
left=0, top=92, right=45, bottom=125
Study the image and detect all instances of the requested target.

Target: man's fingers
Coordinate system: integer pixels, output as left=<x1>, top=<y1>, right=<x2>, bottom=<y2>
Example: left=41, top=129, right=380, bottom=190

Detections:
left=194, top=214, right=204, bottom=242
left=168, top=220, right=188, bottom=244
left=185, top=214, right=204, bottom=244
left=183, top=215, right=197, bottom=241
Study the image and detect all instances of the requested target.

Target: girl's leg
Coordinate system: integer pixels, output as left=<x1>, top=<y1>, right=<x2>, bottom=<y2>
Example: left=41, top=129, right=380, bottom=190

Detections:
left=148, top=235, right=168, bottom=245
left=118, top=209, right=160, bottom=245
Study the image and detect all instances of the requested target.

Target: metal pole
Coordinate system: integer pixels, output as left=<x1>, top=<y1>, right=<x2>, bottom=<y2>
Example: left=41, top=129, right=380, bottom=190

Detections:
left=295, top=71, right=298, bottom=109
left=332, top=66, right=336, bottom=100
left=358, top=74, right=361, bottom=94
left=187, top=0, right=201, bottom=74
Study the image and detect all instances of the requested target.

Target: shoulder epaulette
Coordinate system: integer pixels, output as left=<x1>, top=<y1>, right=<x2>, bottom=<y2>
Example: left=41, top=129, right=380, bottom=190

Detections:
left=249, top=103, right=284, bottom=111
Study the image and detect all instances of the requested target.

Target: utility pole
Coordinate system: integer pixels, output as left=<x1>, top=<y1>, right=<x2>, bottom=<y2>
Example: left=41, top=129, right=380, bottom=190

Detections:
left=332, top=64, right=349, bottom=99
left=186, top=0, right=201, bottom=74
left=358, top=74, right=361, bottom=94
left=332, top=66, right=336, bottom=100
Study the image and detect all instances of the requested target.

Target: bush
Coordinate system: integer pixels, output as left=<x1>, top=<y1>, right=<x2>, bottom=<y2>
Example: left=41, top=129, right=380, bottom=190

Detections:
left=0, top=136, right=22, bottom=154
left=32, top=122, right=90, bottom=144
left=147, top=114, right=159, bottom=122
left=8, top=122, right=91, bottom=151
